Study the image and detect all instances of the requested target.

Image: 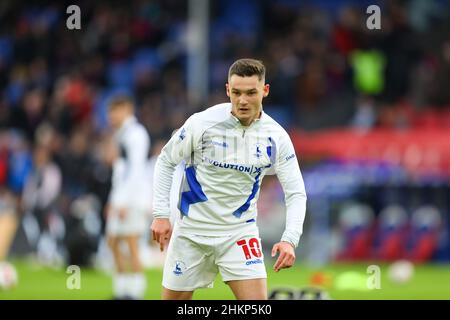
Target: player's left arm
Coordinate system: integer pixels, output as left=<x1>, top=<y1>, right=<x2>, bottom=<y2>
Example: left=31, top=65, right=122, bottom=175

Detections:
left=272, top=131, right=307, bottom=272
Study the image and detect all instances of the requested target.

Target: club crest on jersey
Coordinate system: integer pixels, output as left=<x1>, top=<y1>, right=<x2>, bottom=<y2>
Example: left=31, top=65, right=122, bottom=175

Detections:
left=254, top=143, right=263, bottom=159
left=173, top=260, right=186, bottom=276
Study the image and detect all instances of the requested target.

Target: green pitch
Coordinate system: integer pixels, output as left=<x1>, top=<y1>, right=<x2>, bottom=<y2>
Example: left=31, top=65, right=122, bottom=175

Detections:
left=1, top=259, right=450, bottom=300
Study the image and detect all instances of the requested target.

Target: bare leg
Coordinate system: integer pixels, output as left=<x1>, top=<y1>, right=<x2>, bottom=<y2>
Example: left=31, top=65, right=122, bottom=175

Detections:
left=107, top=236, right=126, bottom=273
left=227, top=278, right=267, bottom=300
left=107, top=236, right=128, bottom=298
left=124, top=235, right=143, bottom=273
left=162, top=287, right=194, bottom=300
left=124, top=234, right=148, bottom=299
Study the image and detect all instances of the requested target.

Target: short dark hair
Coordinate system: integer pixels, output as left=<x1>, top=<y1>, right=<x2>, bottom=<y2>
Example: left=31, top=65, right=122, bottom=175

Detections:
left=108, top=95, right=134, bottom=110
left=228, top=58, right=266, bottom=81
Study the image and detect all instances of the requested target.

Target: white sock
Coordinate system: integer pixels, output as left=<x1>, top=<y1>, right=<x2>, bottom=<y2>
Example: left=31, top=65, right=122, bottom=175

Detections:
left=113, top=273, right=127, bottom=298
left=128, top=273, right=146, bottom=299
left=135, top=273, right=147, bottom=299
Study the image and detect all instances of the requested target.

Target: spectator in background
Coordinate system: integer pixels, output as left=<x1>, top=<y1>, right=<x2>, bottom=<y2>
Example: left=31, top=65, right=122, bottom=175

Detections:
left=429, top=41, right=450, bottom=107
left=351, top=96, right=377, bottom=131
left=9, top=88, right=47, bottom=142
left=57, top=127, right=94, bottom=199
left=21, top=143, right=62, bottom=264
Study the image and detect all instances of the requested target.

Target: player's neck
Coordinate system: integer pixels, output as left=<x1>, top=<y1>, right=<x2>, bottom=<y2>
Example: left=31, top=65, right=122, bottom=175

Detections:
left=120, top=115, right=135, bottom=126
left=232, top=111, right=262, bottom=127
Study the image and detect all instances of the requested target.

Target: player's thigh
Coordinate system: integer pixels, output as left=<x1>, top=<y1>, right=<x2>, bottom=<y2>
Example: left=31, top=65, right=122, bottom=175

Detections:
left=106, top=212, right=121, bottom=241
left=162, top=287, right=194, bottom=300
left=107, top=234, right=119, bottom=249
left=123, top=234, right=140, bottom=254
left=227, top=278, right=267, bottom=300
left=163, top=233, right=218, bottom=292
left=216, top=229, right=267, bottom=284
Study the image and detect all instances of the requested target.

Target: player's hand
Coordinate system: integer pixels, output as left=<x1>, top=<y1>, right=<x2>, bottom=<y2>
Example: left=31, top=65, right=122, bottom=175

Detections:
left=118, top=208, right=127, bottom=221
left=271, top=241, right=296, bottom=272
left=151, top=218, right=172, bottom=252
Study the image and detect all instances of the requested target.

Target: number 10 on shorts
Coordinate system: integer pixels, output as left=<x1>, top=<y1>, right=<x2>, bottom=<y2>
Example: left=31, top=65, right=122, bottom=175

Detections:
left=237, top=238, right=262, bottom=260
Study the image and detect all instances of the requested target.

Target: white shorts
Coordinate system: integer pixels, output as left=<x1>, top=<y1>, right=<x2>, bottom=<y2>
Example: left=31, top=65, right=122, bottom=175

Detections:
left=162, top=225, right=267, bottom=291
left=106, top=208, right=150, bottom=237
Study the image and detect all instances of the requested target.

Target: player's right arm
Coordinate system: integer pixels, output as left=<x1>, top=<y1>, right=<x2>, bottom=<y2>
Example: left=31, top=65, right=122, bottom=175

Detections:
left=151, top=114, right=199, bottom=251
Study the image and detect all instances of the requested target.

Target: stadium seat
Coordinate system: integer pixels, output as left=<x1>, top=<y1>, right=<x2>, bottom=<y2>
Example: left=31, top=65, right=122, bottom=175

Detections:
left=371, top=205, right=409, bottom=261
left=404, top=206, right=442, bottom=263
left=335, top=203, right=374, bottom=261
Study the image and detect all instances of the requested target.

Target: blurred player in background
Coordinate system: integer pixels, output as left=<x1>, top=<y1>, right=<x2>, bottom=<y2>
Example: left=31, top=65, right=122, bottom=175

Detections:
left=105, top=96, right=151, bottom=300
left=151, top=58, right=307, bottom=300
left=142, top=138, right=184, bottom=268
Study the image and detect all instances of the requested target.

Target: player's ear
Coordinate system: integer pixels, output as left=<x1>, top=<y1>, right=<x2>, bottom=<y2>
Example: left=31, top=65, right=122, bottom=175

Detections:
left=263, top=84, right=270, bottom=97
left=226, top=83, right=230, bottom=97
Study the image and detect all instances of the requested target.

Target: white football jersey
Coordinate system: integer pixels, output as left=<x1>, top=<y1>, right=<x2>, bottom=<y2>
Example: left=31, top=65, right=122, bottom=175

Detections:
left=153, top=103, right=307, bottom=247
left=109, top=116, right=152, bottom=210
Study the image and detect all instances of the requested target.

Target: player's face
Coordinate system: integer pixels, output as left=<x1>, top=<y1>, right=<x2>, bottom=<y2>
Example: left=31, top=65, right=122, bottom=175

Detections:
left=108, top=104, right=131, bottom=130
left=226, top=75, right=269, bottom=126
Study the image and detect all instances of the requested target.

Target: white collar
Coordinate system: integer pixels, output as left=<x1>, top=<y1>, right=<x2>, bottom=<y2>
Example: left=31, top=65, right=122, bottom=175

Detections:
left=228, top=104, right=264, bottom=126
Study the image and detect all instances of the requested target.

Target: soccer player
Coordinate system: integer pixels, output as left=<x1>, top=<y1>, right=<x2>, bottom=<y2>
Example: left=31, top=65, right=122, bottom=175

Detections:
left=105, top=96, right=151, bottom=300
left=151, top=59, right=307, bottom=300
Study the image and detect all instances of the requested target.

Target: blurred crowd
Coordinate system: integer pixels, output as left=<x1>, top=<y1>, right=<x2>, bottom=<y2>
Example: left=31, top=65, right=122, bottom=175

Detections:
left=0, top=0, right=449, bottom=265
